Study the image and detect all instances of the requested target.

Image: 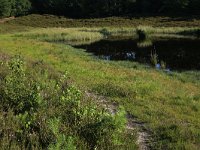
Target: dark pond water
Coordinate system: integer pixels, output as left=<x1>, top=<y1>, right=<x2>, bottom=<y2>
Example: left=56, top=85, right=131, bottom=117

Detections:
left=73, top=38, right=200, bottom=70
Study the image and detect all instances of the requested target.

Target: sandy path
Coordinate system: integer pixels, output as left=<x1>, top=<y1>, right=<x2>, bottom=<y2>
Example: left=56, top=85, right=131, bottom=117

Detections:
left=85, top=91, right=152, bottom=150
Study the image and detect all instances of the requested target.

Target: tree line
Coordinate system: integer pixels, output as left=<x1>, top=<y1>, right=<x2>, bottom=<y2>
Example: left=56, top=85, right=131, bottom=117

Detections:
left=0, top=0, right=31, bottom=17
left=0, top=0, right=200, bottom=18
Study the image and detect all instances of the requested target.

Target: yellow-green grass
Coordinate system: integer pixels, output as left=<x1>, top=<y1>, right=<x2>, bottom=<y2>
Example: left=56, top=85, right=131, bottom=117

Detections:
left=9, top=26, right=200, bottom=49
left=14, top=28, right=104, bottom=43
left=0, top=28, right=200, bottom=149
left=0, top=24, right=32, bottom=34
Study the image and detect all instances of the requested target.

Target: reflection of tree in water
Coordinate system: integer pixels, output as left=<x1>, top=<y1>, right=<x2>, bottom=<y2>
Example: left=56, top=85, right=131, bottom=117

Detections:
left=177, top=49, right=186, bottom=58
left=74, top=38, right=200, bottom=70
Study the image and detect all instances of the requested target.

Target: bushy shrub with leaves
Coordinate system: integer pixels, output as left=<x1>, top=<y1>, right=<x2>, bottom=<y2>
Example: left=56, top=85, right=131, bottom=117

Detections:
left=1, top=56, right=41, bottom=114
left=0, top=56, right=128, bottom=150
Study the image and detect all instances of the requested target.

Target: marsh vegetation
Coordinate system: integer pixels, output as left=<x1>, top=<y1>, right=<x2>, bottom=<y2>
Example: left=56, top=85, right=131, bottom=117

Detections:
left=0, top=15, right=200, bottom=150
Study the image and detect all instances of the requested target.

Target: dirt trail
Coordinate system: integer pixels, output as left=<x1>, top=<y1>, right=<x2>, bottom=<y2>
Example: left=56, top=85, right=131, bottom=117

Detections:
left=85, top=92, right=152, bottom=150
left=0, top=17, right=15, bottom=23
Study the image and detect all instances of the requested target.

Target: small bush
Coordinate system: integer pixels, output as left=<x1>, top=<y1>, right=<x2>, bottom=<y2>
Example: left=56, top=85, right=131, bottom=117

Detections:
left=137, top=29, right=148, bottom=40
left=1, top=56, right=41, bottom=114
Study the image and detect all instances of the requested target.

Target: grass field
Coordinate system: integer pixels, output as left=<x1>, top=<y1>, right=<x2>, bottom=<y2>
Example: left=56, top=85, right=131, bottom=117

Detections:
left=0, top=15, right=200, bottom=149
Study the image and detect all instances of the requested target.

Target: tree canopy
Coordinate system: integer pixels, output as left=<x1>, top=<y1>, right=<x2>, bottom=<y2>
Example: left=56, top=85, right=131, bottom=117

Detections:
left=0, top=0, right=31, bottom=17
left=0, top=0, right=200, bottom=18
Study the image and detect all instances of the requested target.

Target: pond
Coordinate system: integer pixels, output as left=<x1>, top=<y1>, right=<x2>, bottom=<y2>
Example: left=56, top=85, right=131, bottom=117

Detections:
left=73, top=37, right=200, bottom=71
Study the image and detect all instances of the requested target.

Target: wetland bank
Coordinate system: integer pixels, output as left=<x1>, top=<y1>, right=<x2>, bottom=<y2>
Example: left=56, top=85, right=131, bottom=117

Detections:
left=0, top=13, right=200, bottom=150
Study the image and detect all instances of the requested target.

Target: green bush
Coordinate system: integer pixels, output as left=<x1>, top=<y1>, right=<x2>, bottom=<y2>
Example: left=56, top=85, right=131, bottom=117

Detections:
left=1, top=56, right=41, bottom=114
left=0, top=56, right=128, bottom=149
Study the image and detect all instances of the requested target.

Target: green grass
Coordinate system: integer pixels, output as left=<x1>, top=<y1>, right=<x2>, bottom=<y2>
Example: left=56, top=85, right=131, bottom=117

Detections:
left=0, top=23, right=32, bottom=34
left=0, top=15, right=200, bottom=149
left=0, top=32, right=200, bottom=149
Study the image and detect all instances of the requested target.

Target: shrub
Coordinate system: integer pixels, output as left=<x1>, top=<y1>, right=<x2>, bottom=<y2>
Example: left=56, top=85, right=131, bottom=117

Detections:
left=137, top=29, right=147, bottom=40
left=0, top=56, right=128, bottom=149
left=1, top=56, right=41, bottom=114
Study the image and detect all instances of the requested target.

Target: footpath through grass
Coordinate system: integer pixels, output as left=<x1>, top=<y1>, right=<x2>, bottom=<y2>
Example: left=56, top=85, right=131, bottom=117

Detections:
left=0, top=30, right=200, bottom=149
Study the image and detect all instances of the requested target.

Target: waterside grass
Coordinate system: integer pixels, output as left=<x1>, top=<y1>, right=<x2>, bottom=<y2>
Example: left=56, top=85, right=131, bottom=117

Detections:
left=0, top=32, right=200, bottom=149
left=10, top=26, right=200, bottom=47
left=14, top=28, right=104, bottom=43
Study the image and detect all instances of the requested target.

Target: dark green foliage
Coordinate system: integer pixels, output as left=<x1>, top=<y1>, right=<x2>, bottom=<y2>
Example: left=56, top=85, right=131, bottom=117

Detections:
left=29, top=0, right=200, bottom=17
left=161, top=0, right=189, bottom=13
left=0, top=0, right=12, bottom=17
left=1, top=0, right=200, bottom=18
left=137, top=29, right=148, bottom=40
left=13, top=0, right=31, bottom=16
left=0, top=0, right=31, bottom=18
left=30, top=0, right=137, bottom=17
left=188, top=0, right=200, bottom=14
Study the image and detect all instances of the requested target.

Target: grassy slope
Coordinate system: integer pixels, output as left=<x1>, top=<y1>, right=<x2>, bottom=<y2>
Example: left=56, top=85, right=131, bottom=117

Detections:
left=5, top=14, right=200, bottom=28
left=0, top=15, right=200, bottom=149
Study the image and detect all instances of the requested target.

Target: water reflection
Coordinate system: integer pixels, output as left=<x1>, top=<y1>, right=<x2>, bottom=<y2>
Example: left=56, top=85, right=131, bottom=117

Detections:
left=73, top=38, right=200, bottom=70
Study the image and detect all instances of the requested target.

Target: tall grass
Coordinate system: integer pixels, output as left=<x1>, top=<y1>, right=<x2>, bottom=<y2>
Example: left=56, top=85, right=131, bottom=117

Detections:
left=135, top=26, right=200, bottom=39
left=15, top=28, right=104, bottom=43
left=13, top=26, right=200, bottom=46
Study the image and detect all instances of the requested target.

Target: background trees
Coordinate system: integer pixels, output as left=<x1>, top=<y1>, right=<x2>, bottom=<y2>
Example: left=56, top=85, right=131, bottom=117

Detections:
left=0, top=0, right=31, bottom=18
left=161, top=0, right=189, bottom=13
left=0, top=0, right=200, bottom=18
left=13, top=0, right=31, bottom=16
left=0, top=0, right=12, bottom=17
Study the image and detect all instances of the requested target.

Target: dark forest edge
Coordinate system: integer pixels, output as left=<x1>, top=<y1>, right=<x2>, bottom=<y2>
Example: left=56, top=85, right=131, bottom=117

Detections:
left=0, top=0, right=200, bottom=19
